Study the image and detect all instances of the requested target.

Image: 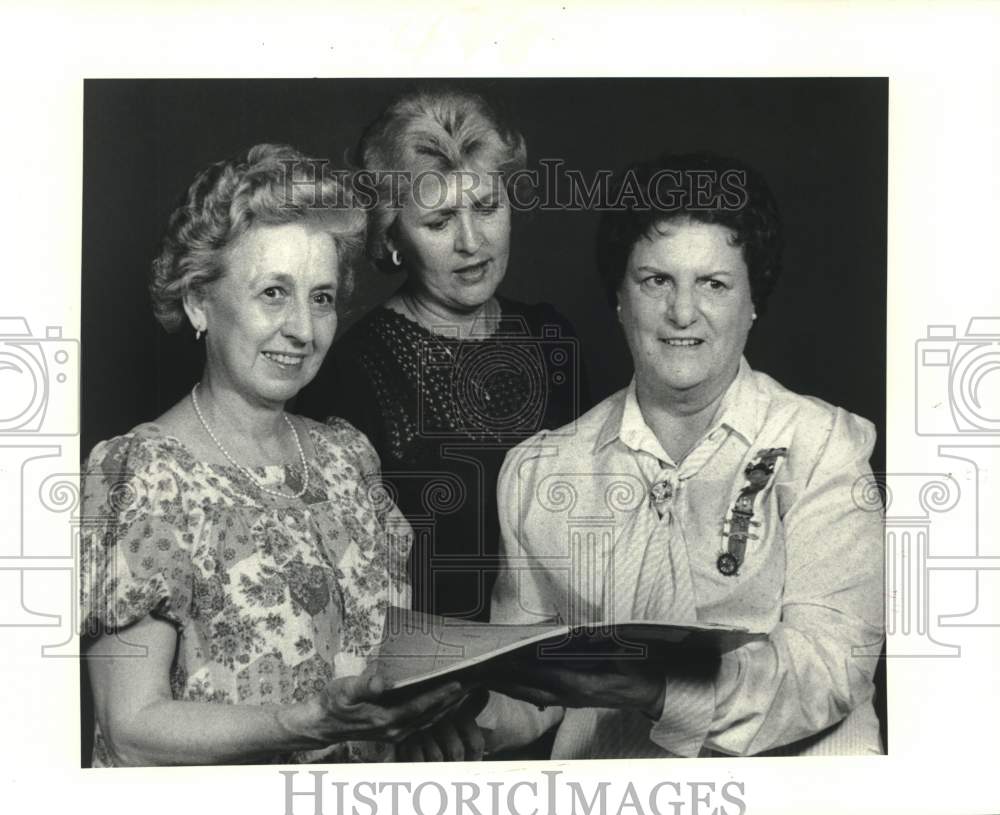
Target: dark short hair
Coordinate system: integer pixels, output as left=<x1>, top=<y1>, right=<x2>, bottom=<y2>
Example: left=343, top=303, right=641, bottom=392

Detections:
left=150, top=143, right=365, bottom=333
left=595, top=152, right=783, bottom=314
left=355, top=86, right=527, bottom=274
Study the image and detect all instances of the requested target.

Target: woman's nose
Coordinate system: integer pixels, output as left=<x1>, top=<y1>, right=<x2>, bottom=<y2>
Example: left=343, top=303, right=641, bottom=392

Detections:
left=666, top=285, right=697, bottom=327
left=283, top=300, right=314, bottom=344
left=454, top=213, right=483, bottom=255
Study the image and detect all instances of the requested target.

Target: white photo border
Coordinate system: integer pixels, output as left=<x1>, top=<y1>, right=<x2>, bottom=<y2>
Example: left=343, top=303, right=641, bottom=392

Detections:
left=2, top=3, right=999, bottom=814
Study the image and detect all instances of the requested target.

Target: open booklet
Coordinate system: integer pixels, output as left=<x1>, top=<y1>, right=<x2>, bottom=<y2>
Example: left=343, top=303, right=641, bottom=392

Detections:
left=370, top=606, right=767, bottom=699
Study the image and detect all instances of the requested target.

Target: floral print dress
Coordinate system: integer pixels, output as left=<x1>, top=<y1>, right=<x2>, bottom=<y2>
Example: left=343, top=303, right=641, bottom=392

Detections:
left=79, top=416, right=412, bottom=766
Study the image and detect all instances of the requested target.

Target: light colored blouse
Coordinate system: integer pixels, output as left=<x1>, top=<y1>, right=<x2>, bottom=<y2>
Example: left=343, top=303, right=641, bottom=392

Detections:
left=479, top=359, right=885, bottom=757
left=80, top=417, right=411, bottom=766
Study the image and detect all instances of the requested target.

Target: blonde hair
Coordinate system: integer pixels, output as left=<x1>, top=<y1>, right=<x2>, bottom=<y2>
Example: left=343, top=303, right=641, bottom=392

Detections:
left=356, top=87, right=526, bottom=273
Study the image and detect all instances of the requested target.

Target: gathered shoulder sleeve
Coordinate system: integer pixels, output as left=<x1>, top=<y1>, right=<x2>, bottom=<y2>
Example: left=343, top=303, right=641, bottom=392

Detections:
left=79, top=433, right=196, bottom=637
left=316, top=414, right=383, bottom=479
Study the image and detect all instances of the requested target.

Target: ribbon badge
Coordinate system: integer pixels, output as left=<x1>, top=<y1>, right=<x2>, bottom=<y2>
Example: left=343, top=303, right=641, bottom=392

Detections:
left=718, top=447, right=787, bottom=576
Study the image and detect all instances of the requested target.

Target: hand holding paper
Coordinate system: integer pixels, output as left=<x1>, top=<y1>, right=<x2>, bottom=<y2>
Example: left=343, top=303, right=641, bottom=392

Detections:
left=488, top=651, right=671, bottom=719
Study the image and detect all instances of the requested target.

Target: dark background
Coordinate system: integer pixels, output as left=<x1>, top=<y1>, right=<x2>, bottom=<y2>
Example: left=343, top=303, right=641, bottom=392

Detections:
left=81, top=78, right=888, bottom=762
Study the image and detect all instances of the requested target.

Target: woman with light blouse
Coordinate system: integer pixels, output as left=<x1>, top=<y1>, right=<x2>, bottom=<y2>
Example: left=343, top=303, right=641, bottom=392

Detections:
left=478, top=152, right=884, bottom=758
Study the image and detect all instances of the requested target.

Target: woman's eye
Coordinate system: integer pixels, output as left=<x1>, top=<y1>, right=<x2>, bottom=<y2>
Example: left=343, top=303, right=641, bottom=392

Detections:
left=475, top=201, right=500, bottom=216
left=427, top=217, right=450, bottom=231
left=705, top=279, right=729, bottom=291
left=637, top=275, right=670, bottom=296
left=312, top=292, right=335, bottom=307
left=262, top=286, right=286, bottom=299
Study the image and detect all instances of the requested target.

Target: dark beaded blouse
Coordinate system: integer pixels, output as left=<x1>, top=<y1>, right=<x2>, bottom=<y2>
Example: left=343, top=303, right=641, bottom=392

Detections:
left=297, top=297, right=590, bottom=621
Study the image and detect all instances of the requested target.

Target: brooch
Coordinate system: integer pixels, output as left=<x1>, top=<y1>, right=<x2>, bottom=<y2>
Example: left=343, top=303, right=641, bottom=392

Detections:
left=718, top=447, right=787, bottom=576
left=649, top=479, right=673, bottom=513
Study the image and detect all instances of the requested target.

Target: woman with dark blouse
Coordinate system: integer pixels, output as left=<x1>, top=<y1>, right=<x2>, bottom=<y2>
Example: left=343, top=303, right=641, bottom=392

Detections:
left=298, top=88, right=589, bottom=623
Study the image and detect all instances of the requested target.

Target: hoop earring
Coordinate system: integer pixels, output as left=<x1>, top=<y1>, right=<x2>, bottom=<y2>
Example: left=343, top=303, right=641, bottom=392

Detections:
left=391, top=249, right=402, bottom=268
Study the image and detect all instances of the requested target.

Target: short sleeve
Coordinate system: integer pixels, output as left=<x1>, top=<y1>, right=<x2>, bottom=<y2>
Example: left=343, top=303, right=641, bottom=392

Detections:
left=318, top=415, right=383, bottom=478
left=79, top=435, right=195, bottom=636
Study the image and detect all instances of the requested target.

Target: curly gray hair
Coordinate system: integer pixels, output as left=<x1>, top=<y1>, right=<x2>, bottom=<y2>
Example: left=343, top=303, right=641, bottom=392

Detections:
left=150, top=143, right=366, bottom=333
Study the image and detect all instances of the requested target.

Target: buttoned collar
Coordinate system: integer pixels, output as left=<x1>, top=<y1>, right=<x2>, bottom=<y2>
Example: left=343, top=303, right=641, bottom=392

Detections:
left=594, top=357, right=764, bottom=458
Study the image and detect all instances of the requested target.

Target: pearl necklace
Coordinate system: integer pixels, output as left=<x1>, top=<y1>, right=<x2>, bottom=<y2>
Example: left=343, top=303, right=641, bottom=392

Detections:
left=190, top=383, right=309, bottom=500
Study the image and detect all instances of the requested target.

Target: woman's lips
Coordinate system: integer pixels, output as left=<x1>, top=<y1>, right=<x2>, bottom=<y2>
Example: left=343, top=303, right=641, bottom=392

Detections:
left=261, top=351, right=306, bottom=369
left=453, top=260, right=490, bottom=283
left=659, top=338, right=703, bottom=346
left=453, top=259, right=490, bottom=277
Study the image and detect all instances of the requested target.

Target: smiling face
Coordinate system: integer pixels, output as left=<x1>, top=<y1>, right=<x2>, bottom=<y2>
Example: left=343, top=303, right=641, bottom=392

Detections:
left=388, top=166, right=511, bottom=314
left=618, top=218, right=755, bottom=407
left=186, top=222, right=340, bottom=409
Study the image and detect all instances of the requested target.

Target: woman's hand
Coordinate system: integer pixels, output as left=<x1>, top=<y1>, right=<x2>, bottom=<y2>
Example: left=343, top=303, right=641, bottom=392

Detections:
left=395, top=687, right=489, bottom=762
left=281, top=673, right=471, bottom=747
left=86, top=615, right=476, bottom=765
left=489, top=656, right=667, bottom=720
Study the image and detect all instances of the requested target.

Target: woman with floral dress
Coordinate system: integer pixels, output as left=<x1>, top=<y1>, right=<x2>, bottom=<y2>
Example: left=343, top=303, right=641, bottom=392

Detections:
left=80, top=143, right=484, bottom=766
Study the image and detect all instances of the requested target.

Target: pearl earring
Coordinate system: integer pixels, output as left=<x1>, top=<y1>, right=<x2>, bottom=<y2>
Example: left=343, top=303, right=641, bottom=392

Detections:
left=196, top=328, right=204, bottom=340
left=391, top=249, right=402, bottom=267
